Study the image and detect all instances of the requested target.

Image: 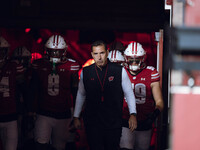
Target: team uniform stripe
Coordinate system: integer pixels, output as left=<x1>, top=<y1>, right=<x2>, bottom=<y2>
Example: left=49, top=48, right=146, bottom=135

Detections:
left=71, top=65, right=80, bottom=68
left=71, top=65, right=80, bottom=70
left=135, top=42, right=137, bottom=54
left=56, top=35, right=59, bottom=45
left=151, top=69, right=160, bottom=81
left=17, top=69, right=24, bottom=73
left=71, top=67, right=80, bottom=70
left=17, top=65, right=23, bottom=70
left=111, top=51, right=114, bottom=59
left=52, top=35, right=60, bottom=47
left=131, top=42, right=137, bottom=55
left=132, top=42, right=134, bottom=54
left=151, top=76, right=160, bottom=79
left=114, top=50, right=117, bottom=61
left=152, top=73, right=159, bottom=76
left=17, top=65, right=25, bottom=73
left=71, top=68, right=79, bottom=71
left=53, top=35, right=56, bottom=44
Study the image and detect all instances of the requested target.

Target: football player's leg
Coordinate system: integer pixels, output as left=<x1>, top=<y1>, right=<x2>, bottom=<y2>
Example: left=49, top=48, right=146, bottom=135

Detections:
left=120, top=127, right=135, bottom=150
left=34, top=115, right=52, bottom=145
left=4, top=121, right=18, bottom=150
left=65, top=130, right=76, bottom=150
left=52, top=118, right=71, bottom=150
left=134, top=129, right=152, bottom=150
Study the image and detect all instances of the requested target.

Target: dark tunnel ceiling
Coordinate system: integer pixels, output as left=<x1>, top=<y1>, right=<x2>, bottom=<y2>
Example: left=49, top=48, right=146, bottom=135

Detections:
left=0, top=0, right=165, bottom=32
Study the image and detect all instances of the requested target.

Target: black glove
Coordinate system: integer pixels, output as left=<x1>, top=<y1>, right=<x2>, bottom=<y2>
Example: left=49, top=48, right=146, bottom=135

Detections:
left=148, top=108, right=161, bottom=122
left=136, top=109, right=161, bottom=131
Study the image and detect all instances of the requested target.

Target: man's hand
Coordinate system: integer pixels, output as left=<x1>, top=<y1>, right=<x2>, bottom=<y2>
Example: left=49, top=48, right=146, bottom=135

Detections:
left=129, top=114, right=137, bottom=132
left=73, top=117, right=81, bottom=129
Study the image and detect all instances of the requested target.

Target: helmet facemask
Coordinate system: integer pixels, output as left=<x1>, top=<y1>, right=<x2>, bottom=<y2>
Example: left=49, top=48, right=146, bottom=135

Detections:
left=45, top=35, right=68, bottom=63
left=125, top=56, right=144, bottom=71
left=46, top=48, right=67, bottom=63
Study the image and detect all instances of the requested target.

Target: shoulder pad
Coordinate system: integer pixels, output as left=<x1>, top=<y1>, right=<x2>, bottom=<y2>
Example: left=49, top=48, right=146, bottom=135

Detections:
left=146, top=66, right=156, bottom=71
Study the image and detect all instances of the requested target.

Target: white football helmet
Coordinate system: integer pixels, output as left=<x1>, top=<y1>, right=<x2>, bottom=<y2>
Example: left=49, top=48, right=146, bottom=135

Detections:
left=107, top=50, right=125, bottom=66
left=11, top=46, right=31, bottom=68
left=45, top=35, right=68, bottom=63
left=124, top=41, right=146, bottom=71
left=12, top=46, right=31, bottom=58
left=0, top=36, right=10, bottom=64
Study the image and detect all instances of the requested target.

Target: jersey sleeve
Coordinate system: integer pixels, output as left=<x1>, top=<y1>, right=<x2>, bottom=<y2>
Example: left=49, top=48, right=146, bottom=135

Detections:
left=10, top=60, right=24, bottom=75
left=68, top=59, right=80, bottom=72
left=16, top=64, right=24, bottom=74
left=151, top=68, right=160, bottom=82
left=31, top=59, right=41, bottom=70
left=122, top=67, right=137, bottom=114
left=73, top=71, right=86, bottom=118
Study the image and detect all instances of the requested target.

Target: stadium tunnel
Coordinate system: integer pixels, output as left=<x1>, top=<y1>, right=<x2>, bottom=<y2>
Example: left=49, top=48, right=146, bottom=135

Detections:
left=0, top=0, right=170, bottom=150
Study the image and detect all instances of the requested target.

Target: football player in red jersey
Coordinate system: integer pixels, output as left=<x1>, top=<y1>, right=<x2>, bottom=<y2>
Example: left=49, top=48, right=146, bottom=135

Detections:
left=0, top=36, right=24, bottom=150
left=11, top=46, right=34, bottom=150
left=120, top=41, right=164, bottom=150
left=29, top=35, right=80, bottom=150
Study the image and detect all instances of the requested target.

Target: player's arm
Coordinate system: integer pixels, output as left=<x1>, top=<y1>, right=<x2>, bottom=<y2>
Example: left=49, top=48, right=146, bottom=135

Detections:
left=73, top=71, right=86, bottom=129
left=121, top=67, right=137, bottom=131
left=151, top=81, right=164, bottom=112
left=143, top=81, right=164, bottom=126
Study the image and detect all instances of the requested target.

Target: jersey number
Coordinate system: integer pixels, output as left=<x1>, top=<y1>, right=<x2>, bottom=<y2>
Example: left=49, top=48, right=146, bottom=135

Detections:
left=132, top=83, right=146, bottom=104
left=48, top=74, right=59, bottom=96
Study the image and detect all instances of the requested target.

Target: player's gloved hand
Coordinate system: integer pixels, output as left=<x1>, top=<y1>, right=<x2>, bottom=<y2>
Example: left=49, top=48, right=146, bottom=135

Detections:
left=136, top=109, right=160, bottom=131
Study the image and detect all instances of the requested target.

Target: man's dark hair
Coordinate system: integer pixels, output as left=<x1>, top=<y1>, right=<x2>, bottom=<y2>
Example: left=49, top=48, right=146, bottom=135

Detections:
left=91, top=40, right=107, bottom=52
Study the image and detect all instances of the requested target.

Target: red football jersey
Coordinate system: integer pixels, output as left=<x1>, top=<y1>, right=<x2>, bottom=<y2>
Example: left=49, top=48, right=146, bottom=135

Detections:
left=123, top=66, right=160, bottom=121
left=0, top=60, right=24, bottom=116
left=32, top=58, right=80, bottom=113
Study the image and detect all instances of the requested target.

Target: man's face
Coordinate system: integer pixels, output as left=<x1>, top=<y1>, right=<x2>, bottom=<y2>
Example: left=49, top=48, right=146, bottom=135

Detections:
left=91, top=45, right=108, bottom=68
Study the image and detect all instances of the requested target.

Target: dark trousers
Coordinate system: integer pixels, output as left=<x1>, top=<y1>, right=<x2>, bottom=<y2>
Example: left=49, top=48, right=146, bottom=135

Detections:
left=85, top=125, right=122, bottom=150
